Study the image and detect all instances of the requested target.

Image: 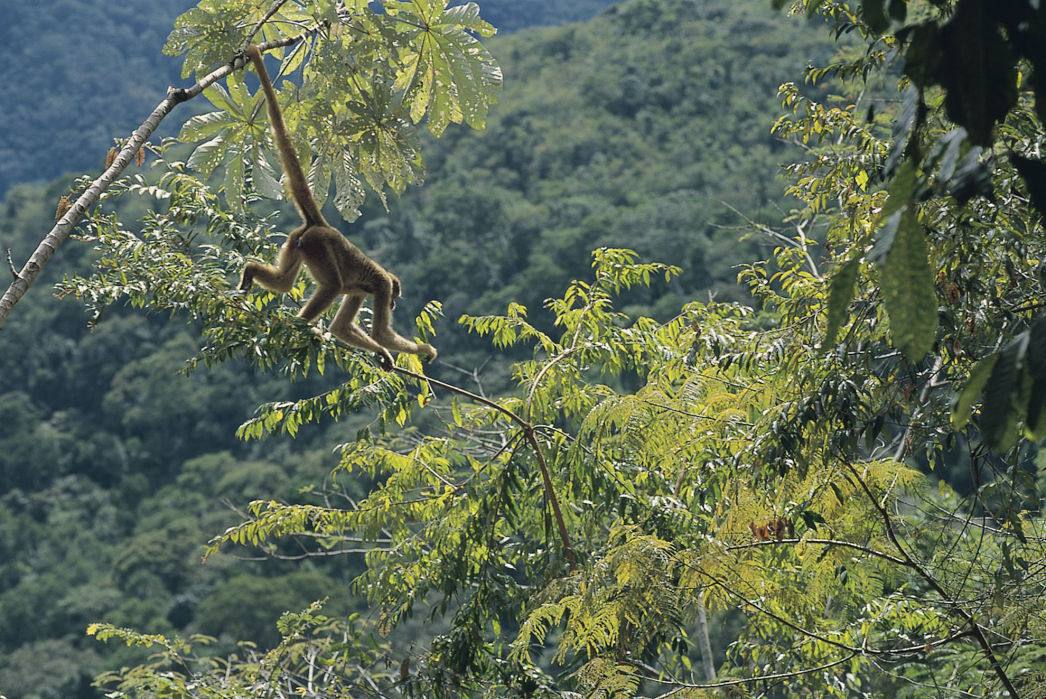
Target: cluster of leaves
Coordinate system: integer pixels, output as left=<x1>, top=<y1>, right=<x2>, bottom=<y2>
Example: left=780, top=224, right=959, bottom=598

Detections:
left=168, top=0, right=500, bottom=220
left=791, top=0, right=1046, bottom=449
left=88, top=605, right=402, bottom=697
left=2, top=1, right=850, bottom=693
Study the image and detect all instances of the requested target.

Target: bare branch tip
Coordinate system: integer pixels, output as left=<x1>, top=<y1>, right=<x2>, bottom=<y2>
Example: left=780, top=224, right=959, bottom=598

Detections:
left=5, top=249, right=18, bottom=281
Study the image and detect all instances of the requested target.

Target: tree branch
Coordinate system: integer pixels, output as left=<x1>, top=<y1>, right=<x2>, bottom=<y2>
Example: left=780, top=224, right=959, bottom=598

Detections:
left=0, top=29, right=324, bottom=330
left=392, top=363, right=577, bottom=571
left=648, top=652, right=858, bottom=694
left=843, top=459, right=1021, bottom=697
left=727, top=536, right=907, bottom=566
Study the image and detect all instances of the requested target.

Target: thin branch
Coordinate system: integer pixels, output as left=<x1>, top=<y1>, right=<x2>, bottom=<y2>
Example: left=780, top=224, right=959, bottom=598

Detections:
left=388, top=363, right=577, bottom=571
left=694, top=566, right=976, bottom=659
left=649, top=652, right=858, bottom=694
left=243, top=0, right=292, bottom=47
left=727, top=536, right=907, bottom=566
left=842, top=459, right=1021, bottom=697
left=721, top=200, right=822, bottom=280
left=0, top=28, right=325, bottom=330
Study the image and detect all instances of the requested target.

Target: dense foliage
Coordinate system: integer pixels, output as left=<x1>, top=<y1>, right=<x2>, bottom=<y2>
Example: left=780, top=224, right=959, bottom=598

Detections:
left=5, top=0, right=1046, bottom=696
left=2, top=0, right=826, bottom=695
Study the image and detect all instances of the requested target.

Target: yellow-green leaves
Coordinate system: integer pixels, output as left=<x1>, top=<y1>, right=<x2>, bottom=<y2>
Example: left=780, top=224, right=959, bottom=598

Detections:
left=164, top=0, right=252, bottom=78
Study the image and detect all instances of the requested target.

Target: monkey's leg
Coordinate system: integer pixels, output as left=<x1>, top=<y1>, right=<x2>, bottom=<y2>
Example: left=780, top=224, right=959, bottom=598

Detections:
left=370, top=278, right=438, bottom=363
left=240, top=243, right=303, bottom=292
left=328, top=294, right=395, bottom=369
left=297, top=284, right=340, bottom=321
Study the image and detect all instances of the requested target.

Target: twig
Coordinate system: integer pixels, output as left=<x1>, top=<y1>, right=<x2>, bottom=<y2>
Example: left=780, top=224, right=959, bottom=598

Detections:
left=727, top=536, right=907, bottom=566
left=243, top=0, right=291, bottom=47
left=649, top=652, right=858, bottom=694
left=721, top=200, right=822, bottom=280
left=5, top=250, right=17, bottom=280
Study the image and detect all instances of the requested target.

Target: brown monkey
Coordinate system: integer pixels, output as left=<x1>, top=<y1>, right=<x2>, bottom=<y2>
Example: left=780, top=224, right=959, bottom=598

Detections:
left=238, top=44, right=437, bottom=370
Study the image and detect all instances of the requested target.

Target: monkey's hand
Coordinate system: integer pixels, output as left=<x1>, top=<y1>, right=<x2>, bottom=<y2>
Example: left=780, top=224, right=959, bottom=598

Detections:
left=420, top=344, right=438, bottom=363
left=238, top=269, right=255, bottom=292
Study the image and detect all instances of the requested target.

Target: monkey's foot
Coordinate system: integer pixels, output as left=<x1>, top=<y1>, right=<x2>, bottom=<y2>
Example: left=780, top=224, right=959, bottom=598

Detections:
left=375, top=350, right=395, bottom=371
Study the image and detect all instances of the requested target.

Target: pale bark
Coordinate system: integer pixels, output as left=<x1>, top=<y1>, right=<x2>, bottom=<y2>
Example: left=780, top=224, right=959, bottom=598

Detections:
left=0, top=33, right=313, bottom=330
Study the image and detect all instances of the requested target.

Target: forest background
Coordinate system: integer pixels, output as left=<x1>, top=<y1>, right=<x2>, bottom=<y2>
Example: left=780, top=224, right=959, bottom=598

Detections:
left=1, top=0, right=1045, bottom=697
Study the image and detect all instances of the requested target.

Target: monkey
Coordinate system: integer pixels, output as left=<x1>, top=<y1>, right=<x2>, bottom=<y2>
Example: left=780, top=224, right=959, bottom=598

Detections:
left=238, top=44, right=437, bottom=370
left=749, top=517, right=794, bottom=541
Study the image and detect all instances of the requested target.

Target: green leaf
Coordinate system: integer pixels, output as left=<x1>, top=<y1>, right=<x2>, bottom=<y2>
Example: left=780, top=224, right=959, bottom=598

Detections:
left=887, top=0, right=907, bottom=23
left=933, top=128, right=966, bottom=183
left=884, top=86, right=920, bottom=177
left=164, top=0, right=250, bottom=79
left=946, top=146, right=992, bottom=203
left=252, top=149, right=284, bottom=200
left=935, top=0, right=1018, bottom=146
left=902, top=23, right=941, bottom=89
left=877, top=207, right=937, bottom=361
left=823, top=257, right=860, bottom=348
left=392, top=1, right=502, bottom=135
left=223, top=146, right=245, bottom=211
left=332, top=152, right=366, bottom=222
left=187, top=134, right=228, bottom=177
left=178, top=110, right=235, bottom=143
left=953, top=352, right=1000, bottom=430
left=1023, top=314, right=1046, bottom=438
left=1010, top=154, right=1046, bottom=221
left=881, top=159, right=920, bottom=219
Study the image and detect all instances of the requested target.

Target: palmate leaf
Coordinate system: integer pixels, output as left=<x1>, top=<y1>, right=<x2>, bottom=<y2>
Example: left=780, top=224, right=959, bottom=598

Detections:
left=876, top=206, right=937, bottom=361
left=333, top=151, right=367, bottom=221
left=164, top=0, right=252, bottom=79
left=179, top=110, right=237, bottom=143
left=186, top=134, right=229, bottom=177
left=390, top=0, right=502, bottom=136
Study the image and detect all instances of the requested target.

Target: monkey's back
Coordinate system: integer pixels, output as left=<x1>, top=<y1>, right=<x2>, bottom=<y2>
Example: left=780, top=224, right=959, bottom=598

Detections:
left=296, top=225, right=390, bottom=292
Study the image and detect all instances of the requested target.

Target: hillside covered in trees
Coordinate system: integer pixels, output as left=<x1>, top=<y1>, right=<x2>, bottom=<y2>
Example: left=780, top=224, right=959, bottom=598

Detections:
left=0, top=0, right=619, bottom=199
left=5, top=0, right=1046, bottom=696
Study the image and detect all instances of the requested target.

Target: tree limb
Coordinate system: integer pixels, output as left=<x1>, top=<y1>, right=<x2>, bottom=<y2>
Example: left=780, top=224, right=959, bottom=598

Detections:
left=843, top=459, right=1021, bottom=697
left=0, top=30, right=323, bottom=330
